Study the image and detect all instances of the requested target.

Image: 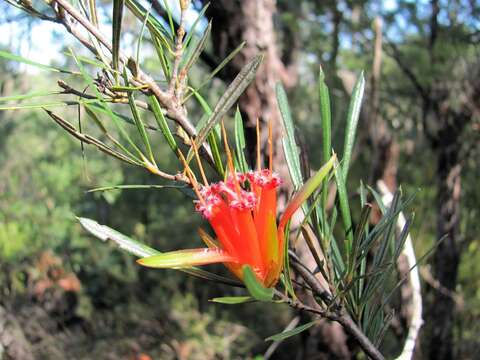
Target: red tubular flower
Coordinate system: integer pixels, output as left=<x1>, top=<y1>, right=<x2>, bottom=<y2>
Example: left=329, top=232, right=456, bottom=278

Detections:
left=192, top=169, right=283, bottom=286
left=138, top=121, right=336, bottom=288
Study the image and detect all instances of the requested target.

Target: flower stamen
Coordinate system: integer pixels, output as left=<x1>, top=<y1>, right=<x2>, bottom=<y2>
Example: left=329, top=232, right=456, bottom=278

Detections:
left=191, top=137, right=209, bottom=186
left=178, top=150, right=206, bottom=205
left=268, top=119, right=273, bottom=174
left=256, top=118, right=261, bottom=172
left=221, top=121, right=242, bottom=196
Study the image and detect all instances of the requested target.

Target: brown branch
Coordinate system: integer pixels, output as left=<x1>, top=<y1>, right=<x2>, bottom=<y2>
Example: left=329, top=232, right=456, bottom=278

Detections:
left=332, top=313, right=385, bottom=360
left=384, top=40, right=429, bottom=104
left=169, top=5, right=187, bottom=95
left=57, top=80, right=152, bottom=112
left=51, top=0, right=200, bottom=143
left=288, top=251, right=385, bottom=360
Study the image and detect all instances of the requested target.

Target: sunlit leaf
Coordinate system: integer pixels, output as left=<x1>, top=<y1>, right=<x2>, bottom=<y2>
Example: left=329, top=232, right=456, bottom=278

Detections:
left=191, top=54, right=263, bottom=156
left=138, top=248, right=235, bottom=268
left=265, top=321, right=317, bottom=341
left=210, top=296, right=254, bottom=304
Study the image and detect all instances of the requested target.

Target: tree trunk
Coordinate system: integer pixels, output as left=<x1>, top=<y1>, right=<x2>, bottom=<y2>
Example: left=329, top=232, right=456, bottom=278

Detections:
left=428, top=138, right=462, bottom=360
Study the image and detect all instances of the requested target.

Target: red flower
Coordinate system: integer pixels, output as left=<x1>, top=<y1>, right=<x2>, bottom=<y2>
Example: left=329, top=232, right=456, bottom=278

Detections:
left=192, top=169, right=283, bottom=286
left=138, top=121, right=336, bottom=288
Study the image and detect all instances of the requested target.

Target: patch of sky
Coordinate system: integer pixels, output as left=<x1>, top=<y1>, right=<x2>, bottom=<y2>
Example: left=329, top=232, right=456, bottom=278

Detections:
left=0, top=0, right=207, bottom=74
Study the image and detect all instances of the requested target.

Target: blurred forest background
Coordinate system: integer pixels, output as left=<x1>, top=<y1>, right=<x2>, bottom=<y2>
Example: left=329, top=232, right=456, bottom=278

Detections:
left=0, top=0, right=479, bottom=359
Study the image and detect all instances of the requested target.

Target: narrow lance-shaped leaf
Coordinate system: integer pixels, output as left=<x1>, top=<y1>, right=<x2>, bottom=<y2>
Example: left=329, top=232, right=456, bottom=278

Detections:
left=210, top=296, right=254, bottom=304
left=87, top=184, right=187, bottom=193
left=347, top=203, right=372, bottom=281
left=181, top=21, right=211, bottom=74
left=318, top=66, right=332, bottom=212
left=138, top=248, right=235, bottom=268
left=112, top=0, right=125, bottom=80
left=190, top=54, right=263, bottom=159
left=127, top=89, right=156, bottom=164
left=0, top=50, right=74, bottom=73
left=279, top=154, right=337, bottom=232
left=135, top=5, right=151, bottom=64
left=190, top=88, right=224, bottom=176
left=78, top=217, right=242, bottom=286
left=342, top=71, right=365, bottom=181
left=334, top=161, right=354, bottom=261
left=162, top=0, right=175, bottom=40
left=234, top=107, right=249, bottom=173
left=78, top=217, right=159, bottom=257
left=0, top=91, right=62, bottom=103
left=276, top=82, right=303, bottom=189
left=0, top=99, right=98, bottom=111
left=184, top=2, right=210, bottom=47
left=189, top=41, right=246, bottom=97
left=149, top=95, right=178, bottom=153
left=265, top=321, right=317, bottom=342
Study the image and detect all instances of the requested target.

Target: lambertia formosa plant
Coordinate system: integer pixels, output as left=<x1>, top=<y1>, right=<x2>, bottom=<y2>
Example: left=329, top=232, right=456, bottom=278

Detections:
left=0, top=1, right=422, bottom=359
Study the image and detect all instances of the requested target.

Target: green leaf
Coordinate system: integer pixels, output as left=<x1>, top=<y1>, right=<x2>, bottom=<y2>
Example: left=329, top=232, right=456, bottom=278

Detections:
left=135, top=4, right=151, bottom=64
left=126, top=0, right=173, bottom=43
left=68, top=48, right=144, bottom=161
left=78, top=217, right=242, bottom=287
left=112, top=0, right=125, bottom=79
left=184, top=2, right=210, bottom=47
left=87, top=184, right=187, bottom=192
left=149, top=95, right=178, bottom=153
left=138, top=248, right=234, bottom=268
left=276, top=82, right=303, bottom=189
left=234, top=107, right=249, bottom=173
left=334, top=161, right=353, bottom=260
left=279, top=154, right=337, bottom=231
left=162, top=0, right=175, bottom=40
left=190, top=89, right=224, bottom=176
left=242, top=265, right=274, bottom=302
left=191, top=41, right=245, bottom=96
left=151, top=29, right=172, bottom=80
left=127, top=89, right=155, bottom=163
left=181, top=21, right=211, bottom=74
left=78, top=217, right=159, bottom=257
left=0, top=99, right=98, bottom=111
left=210, top=296, right=254, bottom=304
left=319, top=67, right=332, bottom=213
left=191, top=54, right=263, bottom=158
left=342, top=71, right=365, bottom=181
left=0, top=91, right=62, bottom=103
left=265, top=321, right=317, bottom=341
left=348, top=204, right=372, bottom=279
left=0, top=50, right=74, bottom=73
left=45, top=110, right=141, bottom=165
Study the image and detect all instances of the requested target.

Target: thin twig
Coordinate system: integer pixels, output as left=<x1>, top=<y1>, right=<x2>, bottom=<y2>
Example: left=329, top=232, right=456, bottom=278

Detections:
left=169, top=4, right=186, bottom=95
left=58, top=80, right=151, bottom=111
left=52, top=0, right=200, bottom=143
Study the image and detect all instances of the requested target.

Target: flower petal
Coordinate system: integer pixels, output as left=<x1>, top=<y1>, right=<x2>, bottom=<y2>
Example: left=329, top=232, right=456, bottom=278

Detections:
left=137, top=248, right=235, bottom=268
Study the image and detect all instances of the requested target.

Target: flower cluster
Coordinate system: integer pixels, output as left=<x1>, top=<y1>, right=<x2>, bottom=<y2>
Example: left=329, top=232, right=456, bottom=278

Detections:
left=194, top=170, right=283, bottom=286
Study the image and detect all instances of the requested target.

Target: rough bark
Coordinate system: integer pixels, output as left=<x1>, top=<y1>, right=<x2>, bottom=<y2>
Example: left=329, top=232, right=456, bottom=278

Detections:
left=428, top=139, right=461, bottom=360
